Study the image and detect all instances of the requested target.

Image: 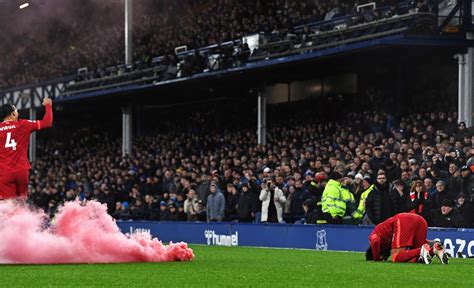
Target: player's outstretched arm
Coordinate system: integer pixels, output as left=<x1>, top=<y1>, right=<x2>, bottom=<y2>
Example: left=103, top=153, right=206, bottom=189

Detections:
left=38, top=97, right=53, bottom=130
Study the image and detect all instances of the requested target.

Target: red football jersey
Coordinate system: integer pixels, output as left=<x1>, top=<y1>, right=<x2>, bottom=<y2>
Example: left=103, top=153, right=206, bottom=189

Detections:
left=0, top=104, right=53, bottom=175
left=371, top=213, right=426, bottom=252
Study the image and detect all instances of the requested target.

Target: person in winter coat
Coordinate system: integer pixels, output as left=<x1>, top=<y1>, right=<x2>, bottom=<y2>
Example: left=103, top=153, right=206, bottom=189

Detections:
left=206, top=183, right=225, bottom=222
left=303, top=198, right=320, bottom=224
left=407, top=180, right=429, bottom=216
left=237, top=183, right=257, bottom=222
left=455, top=193, right=473, bottom=227
left=289, top=180, right=310, bottom=223
left=352, top=176, right=374, bottom=223
left=259, top=178, right=286, bottom=223
left=432, top=199, right=467, bottom=228
left=225, top=184, right=240, bottom=221
left=321, top=172, right=350, bottom=224
left=365, top=173, right=398, bottom=224
left=427, top=180, right=453, bottom=211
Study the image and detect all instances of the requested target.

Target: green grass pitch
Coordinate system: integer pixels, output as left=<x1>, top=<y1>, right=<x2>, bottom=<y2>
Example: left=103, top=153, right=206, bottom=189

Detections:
left=1, top=245, right=472, bottom=287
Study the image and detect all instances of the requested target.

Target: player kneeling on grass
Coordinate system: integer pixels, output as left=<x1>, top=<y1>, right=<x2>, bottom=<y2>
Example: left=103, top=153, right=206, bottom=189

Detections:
left=365, top=213, right=449, bottom=264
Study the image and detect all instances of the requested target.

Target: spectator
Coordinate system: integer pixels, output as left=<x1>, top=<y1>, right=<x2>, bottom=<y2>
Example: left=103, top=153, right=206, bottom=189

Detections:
left=130, top=198, right=148, bottom=220
left=455, top=193, right=473, bottom=227
left=259, top=178, right=286, bottom=223
left=391, top=179, right=411, bottom=214
left=407, top=180, right=429, bottom=216
left=184, top=189, right=200, bottom=221
left=432, top=199, right=466, bottom=228
left=303, top=198, right=319, bottom=225
left=289, top=180, right=310, bottom=223
left=113, top=202, right=130, bottom=221
left=321, top=172, right=348, bottom=224
left=352, top=173, right=365, bottom=203
left=100, top=186, right=117, bottom=215
left=365, top=173, right=397, bottom=224
left=195, top=200, right=207, bottom=222
left=162, top=203, right=179, bottom=221
left=237, top=184, right=256, bottom=223
left=225, top=184, right=240, bottom=221
left=195, top=175, right=210, bottom=205
left=351, top=176, right=374, bottom=224
left=428, top=180, right=453, bottom=211
left=460, top=165, right=474, bottom=202
left=206, top=183, right=225, bottom=222
left=424, top=178, right=436, bottom=196
left=158, top=201, right=170, bottom=220
left=369, top=147, right=386, bottom=177
left=384, top=159, right=401, bottom=183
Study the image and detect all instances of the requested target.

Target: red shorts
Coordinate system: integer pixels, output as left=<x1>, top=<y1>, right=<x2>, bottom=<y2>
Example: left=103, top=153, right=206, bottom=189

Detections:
left=391, top=213, right=428, bottom=249
left=0, top=170, right=29, bottom=200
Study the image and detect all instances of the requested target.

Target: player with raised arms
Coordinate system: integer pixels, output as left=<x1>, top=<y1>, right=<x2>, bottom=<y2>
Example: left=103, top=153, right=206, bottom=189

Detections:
left=0, top=97, right=53, bottom=200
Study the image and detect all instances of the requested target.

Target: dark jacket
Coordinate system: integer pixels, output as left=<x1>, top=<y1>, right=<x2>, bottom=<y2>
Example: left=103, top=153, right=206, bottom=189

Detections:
left=368, top=156, right=386, bottom=174
left=428, top=189, right=453, bottom=210
left=385, top=166, right=402, bottom=184
left=130, top=204, right=148, bottom=220
left=237, top=190, right=257, bottom=221
left=391, top=189, right=419, bottom=214
left=365, top=182, right=397, bottom=224
left=432, top=208, right=467, bottom=228
left=101, top=192, right=117, bottom=215
left=196, top=181, right=210, bottom=205
left=226, top=192, right=240, bottom=221
left=457, top=202, right=474, bottom=228
left=290, top=188, right=310, bottom=218
left=304, top=199, right=322, bottom=225
left=460, top=174, right=474, bottom=202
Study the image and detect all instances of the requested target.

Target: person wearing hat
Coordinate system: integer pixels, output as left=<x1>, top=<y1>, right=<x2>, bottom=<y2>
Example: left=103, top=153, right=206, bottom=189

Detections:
left=351, top=176, right=375, bottom=224
left=163, top=202, right=179, bottom=221
left=263, top=167, right=272, bottom=177
left=155, top=201, right=169, bottom=221
left=368, top=146, right=386, bottom=176
left=321, top=171, right=350, bottom=224
left=352, top=173, right=365, bottom=203
left=237, top=183, right=257, bottom=223
left=455, top=193, right=473, bottom=227
left=459, top=164, right=474, bottom=203
left=432, top=199, right=466, bottom=228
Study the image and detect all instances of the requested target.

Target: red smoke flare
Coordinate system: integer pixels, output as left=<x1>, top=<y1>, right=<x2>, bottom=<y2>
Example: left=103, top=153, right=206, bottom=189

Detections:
left=0, top=200, right=194, bottom=264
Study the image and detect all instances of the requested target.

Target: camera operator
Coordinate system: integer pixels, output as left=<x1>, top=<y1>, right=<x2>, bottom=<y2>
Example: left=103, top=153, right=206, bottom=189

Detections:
left=259, top=178, right=286, bottom=223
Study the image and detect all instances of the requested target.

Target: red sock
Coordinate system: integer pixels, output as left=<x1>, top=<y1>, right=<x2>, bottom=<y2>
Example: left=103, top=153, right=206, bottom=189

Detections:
left=392, top=249, right=421, bottom=263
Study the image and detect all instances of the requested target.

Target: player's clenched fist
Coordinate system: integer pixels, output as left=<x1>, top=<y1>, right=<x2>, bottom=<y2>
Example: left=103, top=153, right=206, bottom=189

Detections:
left=43, top=97, right=52, bottom=106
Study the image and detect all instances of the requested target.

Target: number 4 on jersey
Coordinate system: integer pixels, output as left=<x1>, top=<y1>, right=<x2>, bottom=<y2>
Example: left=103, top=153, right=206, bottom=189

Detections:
left=5, top=132, right=17, bottom=151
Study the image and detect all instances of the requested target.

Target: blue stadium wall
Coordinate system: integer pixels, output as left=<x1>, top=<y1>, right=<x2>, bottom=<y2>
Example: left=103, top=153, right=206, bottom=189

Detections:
left=117, top=222, right=474, bottom=258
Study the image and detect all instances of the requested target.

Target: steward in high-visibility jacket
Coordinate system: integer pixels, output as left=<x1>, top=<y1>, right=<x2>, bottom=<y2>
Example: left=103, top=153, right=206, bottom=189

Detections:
left=352, top=184, right=375, bottom=220
left=321, top=174, right=349, bottom=223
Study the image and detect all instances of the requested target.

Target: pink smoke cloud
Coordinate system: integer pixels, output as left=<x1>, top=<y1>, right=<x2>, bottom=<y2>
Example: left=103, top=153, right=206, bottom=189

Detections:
left=0, top=200, right=194, bottom=264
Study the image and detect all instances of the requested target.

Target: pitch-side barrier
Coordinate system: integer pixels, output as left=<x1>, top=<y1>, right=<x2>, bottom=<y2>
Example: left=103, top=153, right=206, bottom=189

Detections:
left=117, top=221, right=474, bottom=258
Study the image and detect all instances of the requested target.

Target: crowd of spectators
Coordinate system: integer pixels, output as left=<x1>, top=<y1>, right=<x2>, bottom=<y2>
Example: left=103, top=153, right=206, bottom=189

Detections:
left=27, top=99, right=474, bottom=228
left=1, top=0, right=434, bottom=89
